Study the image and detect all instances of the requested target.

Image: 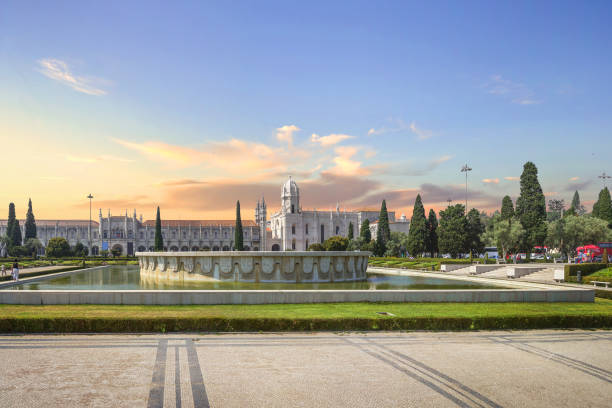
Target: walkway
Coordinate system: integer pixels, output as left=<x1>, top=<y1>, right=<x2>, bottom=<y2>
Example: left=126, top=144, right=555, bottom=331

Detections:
left=0, top=331, right=610, bottom=407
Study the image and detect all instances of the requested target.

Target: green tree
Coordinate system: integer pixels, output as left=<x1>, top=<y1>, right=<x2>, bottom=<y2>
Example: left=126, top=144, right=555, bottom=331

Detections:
left=592, top=187, right=612, bottom=227
left=323, top=236, right=349, bottom=251
left=500, top=196, right=514, bottom=221
left=515, top=162, right=547, bottom=253
left=384, top=231, right=409, bottom=257
left=493, top=217, right=525, bottom=260
left=154, top=206, right=164, bottom=251
left=234, top=200, right=244, bottom=250
left=347, top=222, right=354, bottom=240
left=6, top=202, right=21, bottom=247
left=45, top=237, right=71, bottom=257
left=359, top=219, right=371, bottom=243
left=377, top=199, right=391, bottom=244
left=437, top=204, right=468, bottom=258
left=546, top=215, right=611, bottom=260
left=407, top=194, right=427, bottom=257
left=570, top=190, right=586, bottom=215
left=466, top=208, right=485, bottom=255
left=73, top=242, right=88, bottom=257
left=24, top=198, right=37, bottom=240
left=425, top=209, right=438, bottom=257
left=24, top=238, right=43, bottom=257
left=547, top=199, right=565, bottom=221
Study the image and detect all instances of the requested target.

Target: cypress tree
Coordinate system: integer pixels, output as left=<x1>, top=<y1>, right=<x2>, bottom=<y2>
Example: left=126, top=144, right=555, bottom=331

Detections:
left=378, top=199, right=391, bottom=244
left=426, top=209, right=438, bottom=257
left=234, top=200, right=244, bottom=250
left=407, top=194, right=427, bottom=257
left=11, top=219, right=22, bottom=247
left=500, top=196, right=514, bottom=221
left=25, top=198, right=37, bottom=240
left=570, top=190, right=585, bottom=215
left=515, top=162, right=547, bottom=251
left=359, top=219, right=371, bottom=243
left=154, top=206, right=164, bottom=251
left=593, top=187, right=612, bottom=227
left=6, top=203, right=16, bottom=246
left=347, top=222, right=354, bottom=240
left=374, top=224, right=386, bottom=256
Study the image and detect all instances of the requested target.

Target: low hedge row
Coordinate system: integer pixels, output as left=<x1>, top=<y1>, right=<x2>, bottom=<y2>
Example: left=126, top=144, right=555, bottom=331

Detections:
left=0, top=314, right=610, bottom=333
left=595, top=289, right=612, bottom=300
left=564, top=263, right=608, bottom=276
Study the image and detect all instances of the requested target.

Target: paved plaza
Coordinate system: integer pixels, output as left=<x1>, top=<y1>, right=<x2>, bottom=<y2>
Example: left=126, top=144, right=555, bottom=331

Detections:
left=0, top=330, right=610, bottom=407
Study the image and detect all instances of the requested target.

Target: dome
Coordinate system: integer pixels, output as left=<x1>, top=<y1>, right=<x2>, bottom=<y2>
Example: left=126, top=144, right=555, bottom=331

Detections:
left=282, top=176, right=299, bottom=198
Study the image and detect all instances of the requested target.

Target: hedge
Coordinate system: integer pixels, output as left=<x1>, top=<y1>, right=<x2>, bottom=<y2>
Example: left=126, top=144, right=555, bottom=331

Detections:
left=0, top=314, right=610, bottom=333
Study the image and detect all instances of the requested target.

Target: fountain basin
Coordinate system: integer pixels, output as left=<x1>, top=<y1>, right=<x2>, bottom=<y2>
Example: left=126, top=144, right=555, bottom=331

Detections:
left=136, top=251, right=370, bottom=283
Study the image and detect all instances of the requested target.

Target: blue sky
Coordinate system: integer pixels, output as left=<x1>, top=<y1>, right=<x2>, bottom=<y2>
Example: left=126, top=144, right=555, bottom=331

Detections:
left=1, top=1, right=611, bottom=220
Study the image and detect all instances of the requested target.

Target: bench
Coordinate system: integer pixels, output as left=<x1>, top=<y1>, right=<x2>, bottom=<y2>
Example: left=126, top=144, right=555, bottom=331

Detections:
left=591, top=281, right=610, bottom=288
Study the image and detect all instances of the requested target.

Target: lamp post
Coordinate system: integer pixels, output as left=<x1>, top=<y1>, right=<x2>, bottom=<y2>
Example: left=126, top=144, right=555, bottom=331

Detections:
left=447, top=198, right=452, bottom=207
left=598, top=172, right=611, bottom=188
left=87, top=194, right=93, bottom=256
left=461, top=164, right=472, bottom=214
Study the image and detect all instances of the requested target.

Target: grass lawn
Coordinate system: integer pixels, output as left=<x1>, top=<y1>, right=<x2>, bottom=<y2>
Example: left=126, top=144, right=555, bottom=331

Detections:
left=0, top=300, right=611, bottom=333
left=589, top=267, right=612, bottom=278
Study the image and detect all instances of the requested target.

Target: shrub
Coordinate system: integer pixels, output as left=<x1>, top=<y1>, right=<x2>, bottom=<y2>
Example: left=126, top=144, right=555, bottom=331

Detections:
left=323, top=236, right=349, bottom=251
left=45, top=237, right=71, bottom=257
left=307, top=243, right=325, bottom=251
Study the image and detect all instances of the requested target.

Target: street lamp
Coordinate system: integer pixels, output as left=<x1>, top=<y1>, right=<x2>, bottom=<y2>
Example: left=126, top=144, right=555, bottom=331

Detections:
left=598, top=172, right=611, bottom=188
left=447, top=198, right=452, bottom=206
left=87, top=194, right=94, bottom=256
left=461, top=164, right=472, bottom=214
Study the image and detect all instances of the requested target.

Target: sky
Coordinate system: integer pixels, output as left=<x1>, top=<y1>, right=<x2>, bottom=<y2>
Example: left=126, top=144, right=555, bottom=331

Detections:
left=1, top=1, right=611, bottom=221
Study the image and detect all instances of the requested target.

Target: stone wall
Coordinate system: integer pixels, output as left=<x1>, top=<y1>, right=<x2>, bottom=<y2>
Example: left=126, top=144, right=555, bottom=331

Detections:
left=137, top=251, right=370, bottom=283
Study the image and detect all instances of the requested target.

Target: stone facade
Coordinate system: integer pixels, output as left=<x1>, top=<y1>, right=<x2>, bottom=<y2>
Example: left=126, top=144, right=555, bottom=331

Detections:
left=265, top=177, right=409, bottom=251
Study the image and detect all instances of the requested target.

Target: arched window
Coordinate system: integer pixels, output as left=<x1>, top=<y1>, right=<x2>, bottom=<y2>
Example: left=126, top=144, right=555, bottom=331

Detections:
left=305, top=239, right=309, bottom=250
left=272, top=244, right=280, bottom=251
left=320, top=225, right=325, bottom=243
left=291, top=239, right=296, bottom=250
left=335, top=226, right=340, bottom=235
left=291, top=204, right=295, bottom=213
left=291, top=224, right=296, bottom=235
left=305, top=224, right=309, bottom=235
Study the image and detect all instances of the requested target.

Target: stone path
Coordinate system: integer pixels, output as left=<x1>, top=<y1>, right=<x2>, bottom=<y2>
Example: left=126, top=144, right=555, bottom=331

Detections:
left=0, top=265, right=77, bottom=280
left=0, top=330, right=610, bottom=407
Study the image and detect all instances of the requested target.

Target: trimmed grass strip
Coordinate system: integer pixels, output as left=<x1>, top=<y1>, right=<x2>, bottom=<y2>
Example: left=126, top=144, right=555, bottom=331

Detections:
left=0, top=300, right=611, bottom=333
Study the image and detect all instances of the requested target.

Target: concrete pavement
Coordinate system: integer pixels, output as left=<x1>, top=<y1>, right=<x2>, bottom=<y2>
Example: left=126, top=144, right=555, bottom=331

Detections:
left=0, top=330, right=610, bottom=407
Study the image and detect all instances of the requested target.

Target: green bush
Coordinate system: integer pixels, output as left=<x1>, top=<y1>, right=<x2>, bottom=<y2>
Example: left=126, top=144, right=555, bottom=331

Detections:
left=564, top=263, right=608, bottom=278
left=307, top=243, right=325, bottom=251
left=323, top=236, right=349, bottom=251
left=45, top=237, right=71, bottom=257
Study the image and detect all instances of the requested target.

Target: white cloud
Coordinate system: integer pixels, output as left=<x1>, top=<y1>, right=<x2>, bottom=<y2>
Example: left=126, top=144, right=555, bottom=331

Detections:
left=37, top=58, right=109, bottom=96
left=409, top=122, right=433, bottom=140
left=276, top=125, right=300, bottom=145
left=485, top=75, right=540, bottom=105
left=311, top=133, right=354, bottom=147
left=368, top=118, right=409, bottom=136
left=482, top=178, right=500, bottom=184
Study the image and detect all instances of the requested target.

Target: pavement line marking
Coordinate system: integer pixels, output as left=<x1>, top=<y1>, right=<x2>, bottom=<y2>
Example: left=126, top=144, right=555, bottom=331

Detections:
left=175, top=346, right=182, bottom=408
left=186, top=339, right=210, bottom=408
left=491, top=337, right=612, bottom=384
left=340, top=337, right=474, bottom=407
left=147, top=339, right=168, bottom=408
left=369, top=341, right=502, bottom=408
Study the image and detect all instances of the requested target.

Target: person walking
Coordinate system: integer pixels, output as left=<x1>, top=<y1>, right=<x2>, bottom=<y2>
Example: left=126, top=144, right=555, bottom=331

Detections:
left=12, top=259, right=19, bottom=281
left=1, top=264, right=5, bottom=277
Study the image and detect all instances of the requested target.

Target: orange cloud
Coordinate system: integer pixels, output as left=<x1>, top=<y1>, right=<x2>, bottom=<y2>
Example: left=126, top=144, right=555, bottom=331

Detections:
left=482, top=178, right=500, bottom=184
left=276, top=125, right=300, bottom=145
left=504, top=176, right=519, bottom=181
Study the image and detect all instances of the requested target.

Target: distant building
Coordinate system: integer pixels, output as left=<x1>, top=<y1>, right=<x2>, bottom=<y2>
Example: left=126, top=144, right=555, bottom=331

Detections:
left=263, top=177, right=407, bottom=251
left=369, top=214, right=411, bottom=237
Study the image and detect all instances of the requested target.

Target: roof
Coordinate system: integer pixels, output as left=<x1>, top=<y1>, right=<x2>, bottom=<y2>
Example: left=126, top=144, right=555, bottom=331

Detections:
left=141, top=220, right=257, bottom=227
left=0, top=219, right=100, bottom=227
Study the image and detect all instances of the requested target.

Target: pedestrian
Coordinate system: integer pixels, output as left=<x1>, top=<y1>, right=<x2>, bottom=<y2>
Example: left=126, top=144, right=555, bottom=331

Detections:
left=12, top=259, right=19, bottom=281
left=1, top=264, right=5, bottom=277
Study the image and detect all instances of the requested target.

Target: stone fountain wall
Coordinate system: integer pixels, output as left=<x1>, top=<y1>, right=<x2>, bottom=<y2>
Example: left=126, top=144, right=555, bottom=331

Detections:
left=136, top=251, right=370, bottom=283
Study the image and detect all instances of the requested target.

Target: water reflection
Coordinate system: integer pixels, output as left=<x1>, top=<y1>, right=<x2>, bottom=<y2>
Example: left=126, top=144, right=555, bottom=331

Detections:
left=10, top=265, right=508, bottom=291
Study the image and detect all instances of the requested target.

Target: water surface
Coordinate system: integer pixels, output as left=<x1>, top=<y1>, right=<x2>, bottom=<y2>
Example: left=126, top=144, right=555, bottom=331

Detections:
left=8, top=265, right=511, bottom=290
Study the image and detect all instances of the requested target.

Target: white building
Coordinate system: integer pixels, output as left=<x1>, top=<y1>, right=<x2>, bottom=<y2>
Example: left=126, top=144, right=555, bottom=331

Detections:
left=262, top=177, right=408, bottom=251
